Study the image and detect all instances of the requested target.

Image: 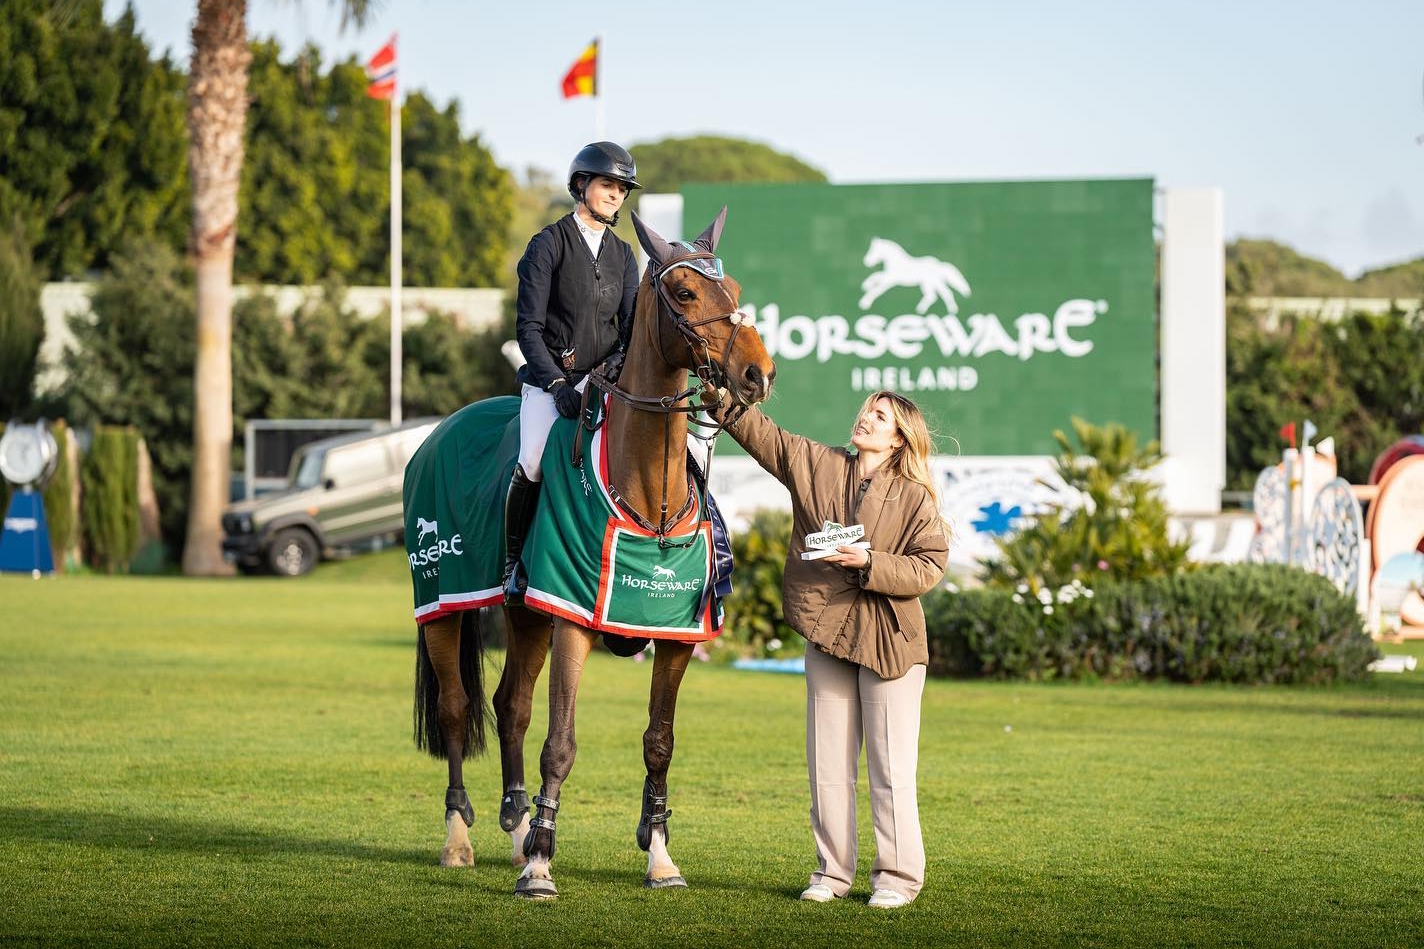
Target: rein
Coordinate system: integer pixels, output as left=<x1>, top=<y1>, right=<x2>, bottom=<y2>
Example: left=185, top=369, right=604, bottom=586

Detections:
left=580, top=249, right=752, bottom=546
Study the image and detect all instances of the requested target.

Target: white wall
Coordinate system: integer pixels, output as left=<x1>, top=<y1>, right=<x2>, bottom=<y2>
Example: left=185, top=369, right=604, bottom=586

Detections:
left=1159, top=188, right=1226, bottom=515
left=37, top=283, right=505, bottom=394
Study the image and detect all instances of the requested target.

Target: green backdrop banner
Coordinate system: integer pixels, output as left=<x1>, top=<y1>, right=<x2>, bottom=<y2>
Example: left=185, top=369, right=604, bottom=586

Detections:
left=681, top=179, right=1156, bottom=456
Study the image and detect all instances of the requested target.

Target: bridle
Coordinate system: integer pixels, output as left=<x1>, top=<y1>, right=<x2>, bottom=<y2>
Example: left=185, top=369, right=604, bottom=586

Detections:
left=581, top=248, right=756, bottom=545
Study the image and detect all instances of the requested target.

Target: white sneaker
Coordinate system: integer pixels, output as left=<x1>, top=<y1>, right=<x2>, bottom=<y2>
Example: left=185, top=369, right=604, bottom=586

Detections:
left=868, top=888, right=911, bottom=908
left=799, top=883, right=836, bottom=902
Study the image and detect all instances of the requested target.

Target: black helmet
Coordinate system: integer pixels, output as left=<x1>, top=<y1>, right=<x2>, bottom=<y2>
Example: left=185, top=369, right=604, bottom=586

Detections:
left=567, top=141, right=641, bottom=202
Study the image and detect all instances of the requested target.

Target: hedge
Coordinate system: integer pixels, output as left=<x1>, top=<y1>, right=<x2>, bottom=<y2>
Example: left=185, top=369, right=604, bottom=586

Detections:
left=81, top=425, right=141, bottom=573
left=925, top=563, right=1378, bottom=684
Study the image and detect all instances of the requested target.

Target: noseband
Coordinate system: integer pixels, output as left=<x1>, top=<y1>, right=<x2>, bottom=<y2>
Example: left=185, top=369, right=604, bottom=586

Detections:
left=582, top=248, right=754, bottom=544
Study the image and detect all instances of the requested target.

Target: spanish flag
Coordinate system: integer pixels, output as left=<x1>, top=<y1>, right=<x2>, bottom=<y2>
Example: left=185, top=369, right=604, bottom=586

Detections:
left=561, top=39, right=598, bottom=99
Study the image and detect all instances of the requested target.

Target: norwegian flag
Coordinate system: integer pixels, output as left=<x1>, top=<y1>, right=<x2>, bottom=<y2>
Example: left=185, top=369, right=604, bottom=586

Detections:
left=365, top=36, right=396, bottom=100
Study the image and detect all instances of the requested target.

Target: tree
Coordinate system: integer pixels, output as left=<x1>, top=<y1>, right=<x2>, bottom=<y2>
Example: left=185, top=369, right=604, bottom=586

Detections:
left=237, top=41, right=377, bottom=285
left=0, top=219, right=44, bottom=419
left=626, top=135, right=827, bottom=201
left=400, top=93, right=512, bottom=288
left=60, top=238, right=195, bottom=553
left=1225, top=239, right=1354, bottom=298
left=182, top=0, right=374, bottom=575
left=1224, top=238, right=1424, bottom=300
left=0, top=0, right=187, bottom=280
left=1354, top=259, right=1424, bottom=298
left=504, top=166, right=569, bottom=282
left=982, top=418, right=1190, bottom=592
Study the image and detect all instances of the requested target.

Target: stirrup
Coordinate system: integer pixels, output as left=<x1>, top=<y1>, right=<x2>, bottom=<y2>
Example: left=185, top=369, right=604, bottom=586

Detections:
left=502, top=560, right=528, bottom=599
left=444, top=786, right=474, bottom=827
left=499, top=788, right=531, bottom=832
left=636, top=778, right=672, bottom=852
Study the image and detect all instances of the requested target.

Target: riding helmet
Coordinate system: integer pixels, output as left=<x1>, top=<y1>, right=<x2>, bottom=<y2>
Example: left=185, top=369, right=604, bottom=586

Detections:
left=567, top=141, right=641, bottom=202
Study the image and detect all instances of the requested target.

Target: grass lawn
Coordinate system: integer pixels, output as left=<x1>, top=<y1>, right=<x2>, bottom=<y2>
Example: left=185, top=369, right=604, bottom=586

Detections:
left=1, top=558, right=1422, bottom=948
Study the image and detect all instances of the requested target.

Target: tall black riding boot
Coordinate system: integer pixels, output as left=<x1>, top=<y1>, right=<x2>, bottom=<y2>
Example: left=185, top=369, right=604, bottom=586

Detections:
left=503, top=464, right=542, bottom=598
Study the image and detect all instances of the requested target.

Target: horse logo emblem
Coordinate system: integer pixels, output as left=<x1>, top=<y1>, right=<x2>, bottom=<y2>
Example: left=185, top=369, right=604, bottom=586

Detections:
left=859, top=236, right=972, bottom=315
left=651, top=565, right=677, bottom=581
left=416, top=516, right=438, bottom=547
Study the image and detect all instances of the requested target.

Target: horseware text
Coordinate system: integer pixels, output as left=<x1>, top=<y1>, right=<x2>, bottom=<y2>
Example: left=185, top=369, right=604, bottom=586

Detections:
left=745, top=299, right=1107, bottom=392
left=618, top=573, right=704, bottom=600
left=408, top=533, right=464, bottom=575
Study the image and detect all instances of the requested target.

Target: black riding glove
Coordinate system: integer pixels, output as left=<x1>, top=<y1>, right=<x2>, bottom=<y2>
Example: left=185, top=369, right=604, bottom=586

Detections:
left=551, top=380, right=582, bottom=419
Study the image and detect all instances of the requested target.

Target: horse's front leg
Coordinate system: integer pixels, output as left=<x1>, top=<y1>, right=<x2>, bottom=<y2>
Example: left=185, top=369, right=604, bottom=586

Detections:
left=639, top=639, right=695, bottom=888
left=493, top=605, right=551, bottom=867
left=515, top=618, right=596, bottom=900
left=422, top=614, right=476, bottom=868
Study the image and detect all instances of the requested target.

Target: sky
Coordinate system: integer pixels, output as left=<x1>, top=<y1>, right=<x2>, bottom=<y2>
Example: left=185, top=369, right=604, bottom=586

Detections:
left=106, top=0, right=1424, bottom=277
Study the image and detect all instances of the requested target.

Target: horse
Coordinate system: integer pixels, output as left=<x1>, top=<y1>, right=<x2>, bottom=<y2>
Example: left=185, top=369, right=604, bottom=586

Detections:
left=859, top=236, right=972, bottom=315
left=407, top=207, right=775, bottom=899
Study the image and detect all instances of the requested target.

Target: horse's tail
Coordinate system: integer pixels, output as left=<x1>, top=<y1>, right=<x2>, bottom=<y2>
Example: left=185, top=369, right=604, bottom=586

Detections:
left=413, top=610, right=491, bottom=760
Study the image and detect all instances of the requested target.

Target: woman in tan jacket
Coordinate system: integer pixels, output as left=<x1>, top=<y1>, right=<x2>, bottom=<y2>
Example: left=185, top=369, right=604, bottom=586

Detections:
left=722, top=390, right=949, bottom=908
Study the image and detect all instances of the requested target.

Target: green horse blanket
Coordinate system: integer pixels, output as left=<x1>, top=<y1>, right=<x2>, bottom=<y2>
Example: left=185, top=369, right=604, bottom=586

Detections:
left=403, top=396, right=724, bottom=643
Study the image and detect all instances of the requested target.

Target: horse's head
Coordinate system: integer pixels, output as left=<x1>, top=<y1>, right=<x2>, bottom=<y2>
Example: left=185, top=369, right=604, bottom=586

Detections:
left=631, top=208, right=775, bottom=407
left=863, top=237, right=892, bottom=268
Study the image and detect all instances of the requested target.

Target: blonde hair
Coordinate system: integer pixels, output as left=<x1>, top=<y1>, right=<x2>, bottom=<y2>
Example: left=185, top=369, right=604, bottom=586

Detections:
left=853, top=390, right=943, bottom=512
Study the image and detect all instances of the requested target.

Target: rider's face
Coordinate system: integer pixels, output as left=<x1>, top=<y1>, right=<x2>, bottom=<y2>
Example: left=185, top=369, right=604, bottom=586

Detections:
left=850, top=397, right=903, bottom=455
left=583, top=175, right=629, bottom=219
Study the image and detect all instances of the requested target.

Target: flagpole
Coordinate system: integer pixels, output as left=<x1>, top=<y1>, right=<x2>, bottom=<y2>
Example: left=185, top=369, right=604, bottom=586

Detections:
left=594, top=34, right=605, bottom=141
left=389, top=41, right=403, bottom=426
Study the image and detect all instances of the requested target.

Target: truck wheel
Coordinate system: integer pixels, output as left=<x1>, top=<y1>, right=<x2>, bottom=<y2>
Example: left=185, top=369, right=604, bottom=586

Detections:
left=267, top=528, right=319, bottom=577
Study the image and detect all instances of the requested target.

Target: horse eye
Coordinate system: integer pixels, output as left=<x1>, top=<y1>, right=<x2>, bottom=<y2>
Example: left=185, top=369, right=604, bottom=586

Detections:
left=676, top=289, right=695, bottom=302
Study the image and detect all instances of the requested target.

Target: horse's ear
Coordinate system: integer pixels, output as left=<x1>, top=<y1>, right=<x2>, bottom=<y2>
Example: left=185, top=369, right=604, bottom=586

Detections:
left=631, top=211, right=675, bottom=269
left=692, top=206, right=728, bottom=253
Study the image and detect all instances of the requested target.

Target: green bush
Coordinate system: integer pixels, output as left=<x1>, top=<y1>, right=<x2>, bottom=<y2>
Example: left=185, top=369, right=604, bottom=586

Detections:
left=81, top=425, right=140, bottom=573
left=61, top=239, right=194, bottom=556
left=983, top=417, right=1189, bottom=593
left=719, top=508, right=801, bottom=661
left=925, top=564, right=1378, bottom=684
left=42, top=419, right=74, bottom=567
left=0, top=218, right=43, bottom=419
left=1225, top=305, right=1424, bottom=488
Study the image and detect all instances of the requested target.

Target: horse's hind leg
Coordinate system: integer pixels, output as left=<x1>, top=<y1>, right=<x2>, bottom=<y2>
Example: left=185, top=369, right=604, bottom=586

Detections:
left=639, top=640, right=695, bottom=888
left=493, top=604, right=551, bottom=867
left=515, top=619, right=596, bottom=899
left=421, top=614, right=475, bottom=867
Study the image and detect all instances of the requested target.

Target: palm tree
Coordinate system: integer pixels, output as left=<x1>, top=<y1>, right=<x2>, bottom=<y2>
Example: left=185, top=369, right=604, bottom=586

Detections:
left=182, top=0, right=374, bottom=574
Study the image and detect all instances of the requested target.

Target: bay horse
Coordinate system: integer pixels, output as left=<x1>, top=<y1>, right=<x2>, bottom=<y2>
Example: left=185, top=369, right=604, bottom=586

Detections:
left=410, top=208, right=775, bottom=899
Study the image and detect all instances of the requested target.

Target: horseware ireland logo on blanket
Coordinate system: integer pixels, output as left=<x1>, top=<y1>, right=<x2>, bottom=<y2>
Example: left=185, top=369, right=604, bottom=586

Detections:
left=521, top=407, right=723, bottom=642
left=801, top=521, right=869, bottom=561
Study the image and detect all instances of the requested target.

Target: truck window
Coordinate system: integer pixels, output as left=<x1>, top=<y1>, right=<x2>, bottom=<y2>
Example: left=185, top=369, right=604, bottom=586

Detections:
left=291, top=448, right=326, bottom=489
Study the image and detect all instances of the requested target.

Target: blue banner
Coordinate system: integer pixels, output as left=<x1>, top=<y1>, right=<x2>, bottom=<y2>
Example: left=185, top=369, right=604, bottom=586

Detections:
left=0, top=491, right=55, bottom=575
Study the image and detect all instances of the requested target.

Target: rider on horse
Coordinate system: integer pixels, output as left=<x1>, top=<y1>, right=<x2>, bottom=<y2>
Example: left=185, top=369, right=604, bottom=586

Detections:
left=504, top=142, right=643, bottom=596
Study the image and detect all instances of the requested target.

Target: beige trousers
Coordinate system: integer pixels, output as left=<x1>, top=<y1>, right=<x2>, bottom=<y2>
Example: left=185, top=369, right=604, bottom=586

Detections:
left=804, top=644, right=926, bottom=900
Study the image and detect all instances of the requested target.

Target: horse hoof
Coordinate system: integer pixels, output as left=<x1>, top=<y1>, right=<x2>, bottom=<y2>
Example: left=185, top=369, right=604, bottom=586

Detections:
left=645, top=875, right=687, bottom=889
left=515, top=876, right=558, bottom=900
left=440, top=845, right=474, bottom=868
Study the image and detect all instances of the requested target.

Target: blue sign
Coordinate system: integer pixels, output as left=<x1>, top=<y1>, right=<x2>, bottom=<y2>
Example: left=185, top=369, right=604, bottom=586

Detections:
left=0, top=490, right=54, bottom=575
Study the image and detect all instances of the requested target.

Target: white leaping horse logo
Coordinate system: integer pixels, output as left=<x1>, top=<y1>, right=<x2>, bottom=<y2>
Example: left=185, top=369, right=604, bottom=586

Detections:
left=651, top=565, right=677, bottom=581
left=859, top=237, right=972, bottom=315
left=416, top=516, right=438, bottom=547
